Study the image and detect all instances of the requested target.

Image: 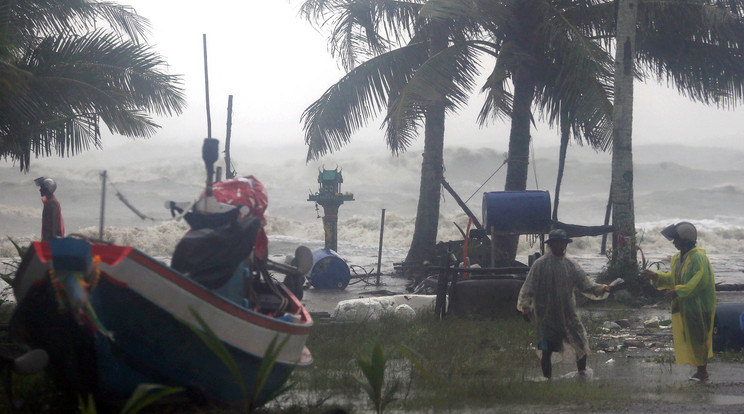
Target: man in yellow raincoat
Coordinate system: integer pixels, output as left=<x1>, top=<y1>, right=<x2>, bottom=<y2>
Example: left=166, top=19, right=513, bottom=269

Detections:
left=642, top=221, right=715, bottom=382
left=518, top=229, right=610, bottom=379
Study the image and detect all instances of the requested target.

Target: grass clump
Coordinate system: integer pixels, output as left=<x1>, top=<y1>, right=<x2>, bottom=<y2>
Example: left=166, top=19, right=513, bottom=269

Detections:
left=278, top=313, right=638, bottom=413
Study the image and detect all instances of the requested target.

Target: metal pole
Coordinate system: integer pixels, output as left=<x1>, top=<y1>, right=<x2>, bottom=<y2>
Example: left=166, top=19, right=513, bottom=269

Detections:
left=376, top=208, right=386, bottom=286
left=203, top=34, right=212, bottom=139
left=99, top=170, right=107, bottom=240
left=225, top=95, right=234, bottom=179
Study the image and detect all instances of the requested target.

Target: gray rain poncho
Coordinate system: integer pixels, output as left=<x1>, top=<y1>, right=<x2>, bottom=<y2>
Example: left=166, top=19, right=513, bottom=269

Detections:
left=517, top=249, right=608, bottom=359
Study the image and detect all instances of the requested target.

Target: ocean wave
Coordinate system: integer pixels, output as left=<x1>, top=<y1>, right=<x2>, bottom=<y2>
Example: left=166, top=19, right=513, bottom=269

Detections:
left=3, top=212, right=743, bottom=260
left=0, top=204, right=40, bottom=218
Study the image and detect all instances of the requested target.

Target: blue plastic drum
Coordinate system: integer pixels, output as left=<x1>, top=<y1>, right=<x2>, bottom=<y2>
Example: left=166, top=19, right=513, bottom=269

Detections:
left=482, top=191, right=551, bottom=234
left=309, top=248, right=351, bottom=290
left=713, top=302, right=744, bottom=352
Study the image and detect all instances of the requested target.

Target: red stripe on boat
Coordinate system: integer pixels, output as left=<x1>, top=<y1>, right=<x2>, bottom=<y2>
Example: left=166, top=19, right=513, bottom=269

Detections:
left=125, top=248, right=310, bottom=335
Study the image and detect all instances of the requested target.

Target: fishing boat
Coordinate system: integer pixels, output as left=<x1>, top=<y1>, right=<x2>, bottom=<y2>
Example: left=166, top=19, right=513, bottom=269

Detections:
left=8, top=138, right=314, bottom=405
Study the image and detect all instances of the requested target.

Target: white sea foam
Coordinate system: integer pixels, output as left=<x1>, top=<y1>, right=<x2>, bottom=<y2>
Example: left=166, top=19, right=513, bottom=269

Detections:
left=2, top=143, right=743, bottom=281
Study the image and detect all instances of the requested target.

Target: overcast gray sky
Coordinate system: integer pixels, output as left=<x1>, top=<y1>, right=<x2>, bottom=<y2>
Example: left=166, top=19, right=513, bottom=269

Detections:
left=111, top=1, right=744, bottom=155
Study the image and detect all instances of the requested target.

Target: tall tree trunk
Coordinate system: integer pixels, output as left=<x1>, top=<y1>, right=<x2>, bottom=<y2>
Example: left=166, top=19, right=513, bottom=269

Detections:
left=611, top=0, right=638, bottom=266
left=553, top=115, right=570, bottom=221
left=496, top=69, right=536, bottom=261
left=504, top=70, right=535, bottom=192
left=405, top=28, right=447, bottom=264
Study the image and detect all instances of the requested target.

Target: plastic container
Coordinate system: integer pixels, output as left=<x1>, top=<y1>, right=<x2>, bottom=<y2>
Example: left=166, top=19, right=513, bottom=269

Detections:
left=713, top=302, right=744, bottom=352
left=482, top=191, right=551, bottom=234
left=309, top=248, right=351, bottom=290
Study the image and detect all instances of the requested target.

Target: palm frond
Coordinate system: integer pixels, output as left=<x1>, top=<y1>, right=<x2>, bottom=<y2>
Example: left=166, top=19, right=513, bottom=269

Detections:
left=300, top=0, right=424, bottom=70
left=302, top=41, right=428, bottom=161
left=385, top=40, right=484, bottom=152
left=636, top=0, right=744, bottom=107
left=0, top=29, right=184, bottom=170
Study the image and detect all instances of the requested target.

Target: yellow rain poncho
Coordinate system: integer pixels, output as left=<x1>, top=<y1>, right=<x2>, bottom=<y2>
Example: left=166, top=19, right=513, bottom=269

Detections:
left=650, top=247, right=716, bottom=366
left=517, top=250, right=608, bottom=359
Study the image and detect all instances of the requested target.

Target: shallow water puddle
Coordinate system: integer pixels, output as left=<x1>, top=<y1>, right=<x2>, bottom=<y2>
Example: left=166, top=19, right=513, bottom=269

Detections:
left=643, top=392, right=744, bottom=406
left=709, top=394, right=744, bottom=405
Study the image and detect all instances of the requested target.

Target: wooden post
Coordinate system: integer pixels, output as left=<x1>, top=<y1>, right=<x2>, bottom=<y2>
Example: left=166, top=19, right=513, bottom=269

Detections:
left=435, top=249, right=450, bottom=319
left=490, top=226, right=497, bottom=268
left=600, top=184, right=613, bottom=255
left=376, top=209, right=386, bottom=286
left=99, top=170, right=107, bottom=240
left=441, top=178, right=485, bottom=231
left=225, top=95, right=234, bottom=179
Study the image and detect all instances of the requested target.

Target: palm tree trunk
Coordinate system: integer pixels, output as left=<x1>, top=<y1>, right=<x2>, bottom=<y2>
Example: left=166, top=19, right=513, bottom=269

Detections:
left=504, top=70, right=535, bottom=192
left=610, top=0, right=638, bottom=265
left=553, top=116, right=570, bottom=221
left=405, top=28, right=448, bottom=264
left=497, top=69, right=536, bottom=261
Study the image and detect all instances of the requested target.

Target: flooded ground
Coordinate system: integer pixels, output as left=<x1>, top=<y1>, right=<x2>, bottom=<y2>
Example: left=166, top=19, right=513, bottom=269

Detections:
left=300, top=275, right=744, bottom=413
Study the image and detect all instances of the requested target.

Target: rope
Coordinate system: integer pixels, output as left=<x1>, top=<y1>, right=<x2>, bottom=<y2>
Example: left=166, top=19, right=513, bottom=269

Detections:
left=464, top=157, right=508, bottom=204
left=104, top=174, right=195, bottom=222
left=348, top=265, right=379, bottom=286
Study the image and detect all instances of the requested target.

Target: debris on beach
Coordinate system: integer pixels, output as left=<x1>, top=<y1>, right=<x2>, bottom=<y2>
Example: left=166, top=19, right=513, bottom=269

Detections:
left=333, top=294, right=436, bottom=321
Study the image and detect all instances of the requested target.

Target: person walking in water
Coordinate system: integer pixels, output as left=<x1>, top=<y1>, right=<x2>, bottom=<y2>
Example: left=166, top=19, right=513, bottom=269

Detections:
left=642, top=222, right=715, bottom=382
left=517, top=229, right=610, bottom=380
left=35, top=177, right=64, bottom=241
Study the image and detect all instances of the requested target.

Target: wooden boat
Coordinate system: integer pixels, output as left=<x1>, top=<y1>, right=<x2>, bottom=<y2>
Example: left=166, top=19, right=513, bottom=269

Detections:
left=9, top=138, right=313, bottom=405
left=9, top=237, right=312, bottom=404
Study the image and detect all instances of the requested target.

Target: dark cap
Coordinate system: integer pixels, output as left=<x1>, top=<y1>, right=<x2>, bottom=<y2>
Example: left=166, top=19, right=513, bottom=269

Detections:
left=546, top=229, right=572, bottom=243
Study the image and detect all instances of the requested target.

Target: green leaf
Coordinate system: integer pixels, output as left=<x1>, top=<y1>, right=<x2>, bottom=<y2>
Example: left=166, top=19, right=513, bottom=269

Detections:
left=120, top=384, right=185, bottom=414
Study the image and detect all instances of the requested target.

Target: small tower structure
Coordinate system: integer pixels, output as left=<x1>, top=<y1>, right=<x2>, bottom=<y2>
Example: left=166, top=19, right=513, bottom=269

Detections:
left=308, top=168, right=354, bottom=252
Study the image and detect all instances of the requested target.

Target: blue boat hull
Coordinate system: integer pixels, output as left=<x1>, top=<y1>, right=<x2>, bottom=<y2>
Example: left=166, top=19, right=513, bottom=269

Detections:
left=10, top=241, right=312, bottom=405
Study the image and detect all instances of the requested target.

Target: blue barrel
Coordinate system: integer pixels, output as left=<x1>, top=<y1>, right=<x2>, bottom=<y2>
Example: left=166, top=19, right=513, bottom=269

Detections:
left=482, top=191, right=551, bottom=234
left=309, top=248, right=351, bottom=290
left=713, top=302, right=744, bottom=352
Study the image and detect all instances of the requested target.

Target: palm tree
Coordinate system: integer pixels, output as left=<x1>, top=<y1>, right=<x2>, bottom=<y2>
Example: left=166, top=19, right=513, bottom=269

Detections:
left=300, top=0, right=482, bottom=263
left=0, top=0, right=186, bottom=171
left=600, top=0, right=744, bottom=267
left=419, top=0, right=616, bottom=258
left=302, top=0, right=617, bottom=263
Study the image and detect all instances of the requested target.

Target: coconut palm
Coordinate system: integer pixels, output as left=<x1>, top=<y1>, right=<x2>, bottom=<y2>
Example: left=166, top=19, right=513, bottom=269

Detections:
left=302, top=0, right=617, bottom=263
left=596, top=0, right=744, bottom=265
left=0, top=0, right=186, bottom=171
left=416, top=0, right=616, bottom=258
left=300, top=0, right=483, bottom=263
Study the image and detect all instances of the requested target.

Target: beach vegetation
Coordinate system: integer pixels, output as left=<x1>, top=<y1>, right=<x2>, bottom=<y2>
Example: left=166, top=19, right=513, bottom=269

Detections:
left=0, top=0, right=186, bottom=172
left=178, top=307, right=293, bottom=413
left=0, top=237, right=25, bottom=284
left=1, top=306, right=741, bottom=412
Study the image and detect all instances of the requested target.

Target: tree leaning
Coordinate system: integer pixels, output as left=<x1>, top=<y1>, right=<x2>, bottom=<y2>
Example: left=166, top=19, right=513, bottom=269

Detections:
left=0, top=0, right=186, bottom=171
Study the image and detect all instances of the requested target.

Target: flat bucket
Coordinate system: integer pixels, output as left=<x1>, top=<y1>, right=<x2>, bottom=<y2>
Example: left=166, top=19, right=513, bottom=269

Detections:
left=482, top=191, right=551, bottom=234
left=309, top=248, right=350, bottom=290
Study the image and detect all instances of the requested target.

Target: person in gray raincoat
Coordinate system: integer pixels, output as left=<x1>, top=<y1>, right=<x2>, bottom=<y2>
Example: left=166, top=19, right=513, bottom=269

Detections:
left=517, top=229, right=609, bottom=379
